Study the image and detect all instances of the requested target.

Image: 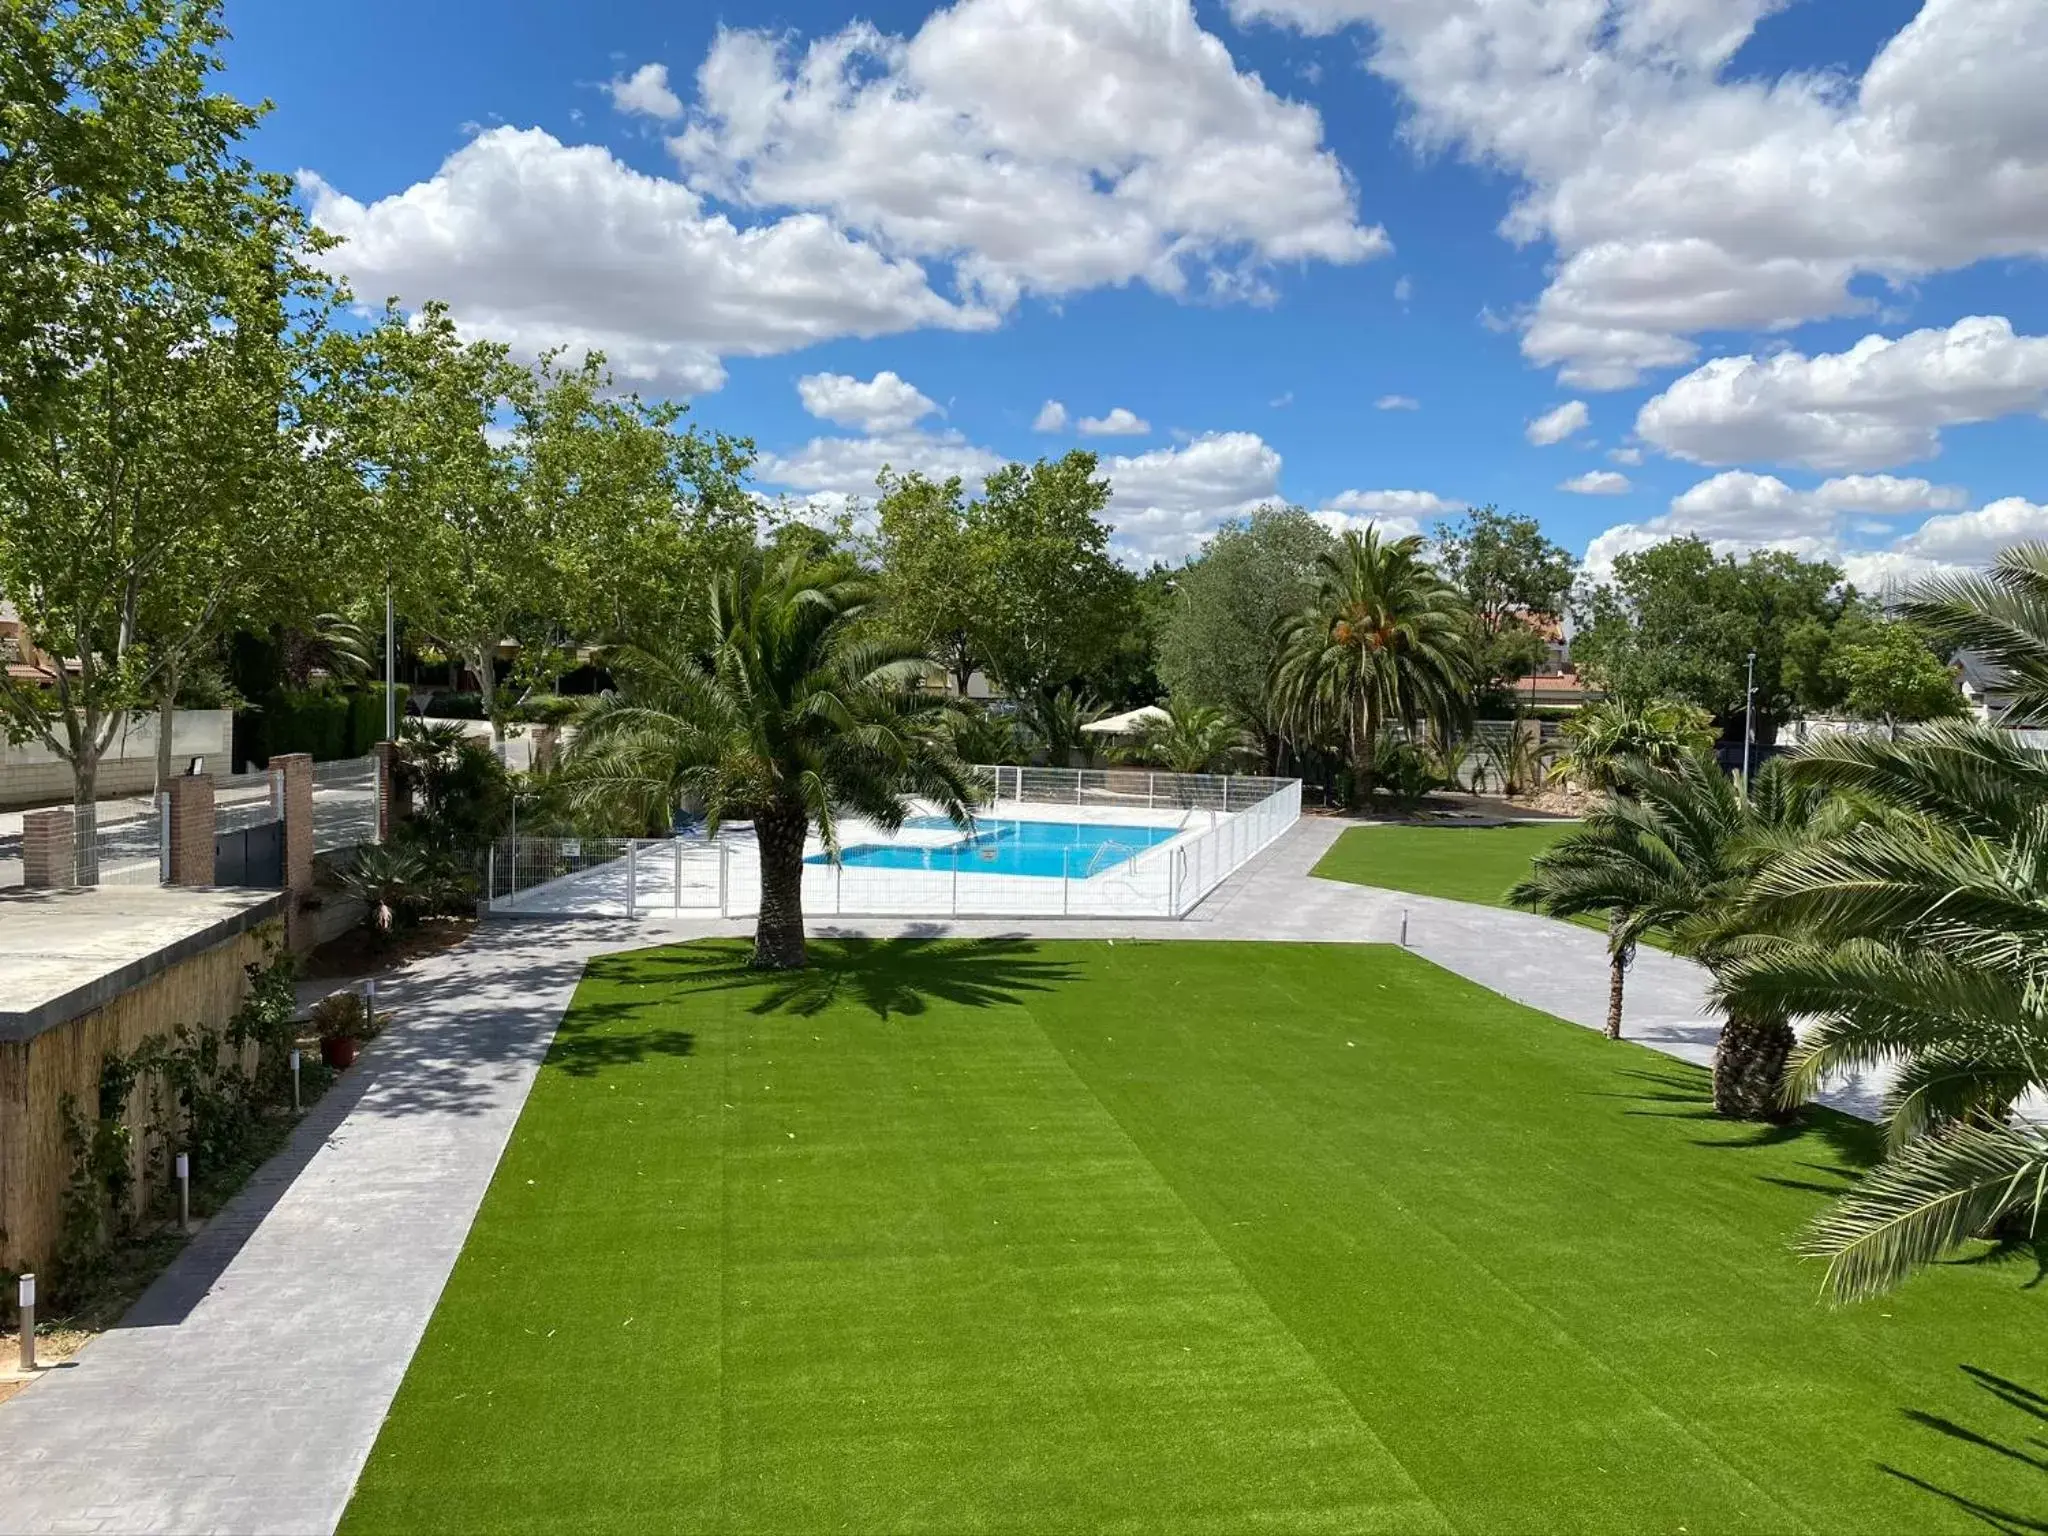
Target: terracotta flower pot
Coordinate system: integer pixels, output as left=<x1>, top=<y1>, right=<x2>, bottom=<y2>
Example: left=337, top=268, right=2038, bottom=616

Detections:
left=322, top=1035, right=359, bottom=1070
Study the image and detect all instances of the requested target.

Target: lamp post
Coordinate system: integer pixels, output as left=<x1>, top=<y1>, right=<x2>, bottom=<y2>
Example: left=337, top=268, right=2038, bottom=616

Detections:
left=1742, top=649, right=1757, bottom=783
left=384, top=580, right=397, bottom=742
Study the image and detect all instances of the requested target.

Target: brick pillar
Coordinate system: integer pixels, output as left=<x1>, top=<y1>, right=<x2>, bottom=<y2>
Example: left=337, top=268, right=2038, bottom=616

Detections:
left=271, top=753, right=316, bottom=947
left=165, top=774, right=216, bottom=885
left=374, top=741, right=402, bottom=841
left=532, top=724, right=559, bottom=774
left=21, top=807, right=75, bottom=889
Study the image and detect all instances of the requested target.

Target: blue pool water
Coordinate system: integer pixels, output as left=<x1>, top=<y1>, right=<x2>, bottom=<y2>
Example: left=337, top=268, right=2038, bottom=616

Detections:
left=813, top=817, right=1177, bottom=878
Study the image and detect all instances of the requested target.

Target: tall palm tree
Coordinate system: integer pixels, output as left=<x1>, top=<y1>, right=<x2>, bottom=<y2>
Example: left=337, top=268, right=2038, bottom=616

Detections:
left=1513, top=698, right=1718, bottom=1040
left=1509, top=751, right=1839, bottom=1115
left=566, top=551, right=979, bottom=970
left=1714, top=720, right=2048, bottom=1297
left=1272, top=528, right=1476, bottom=803
left=1125, top=701, right=1248, bottom=775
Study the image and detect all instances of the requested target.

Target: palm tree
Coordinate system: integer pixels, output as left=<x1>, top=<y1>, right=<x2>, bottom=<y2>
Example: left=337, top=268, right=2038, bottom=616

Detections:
left=1020, top=687, right=1104, bottom=767
left=1546, top=696, right=1716, bottom=793
left=565, top=551, right=979, bottom=970
left=1713, top=720, right=2048, bottom=1297
left=1125, top=701, right=1247, bottom=775
left=1902, top=541, right=2048, bottom=721
left=1509, top=752, right=1837, bottom=1115
left=1272, top=528, right=1476, bottom=803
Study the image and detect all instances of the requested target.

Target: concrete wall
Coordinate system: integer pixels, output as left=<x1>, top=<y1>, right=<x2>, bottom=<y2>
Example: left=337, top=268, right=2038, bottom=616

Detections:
left=0, top=710, right=232, bottom=810
left=0, top=914, right=281, bottom=1272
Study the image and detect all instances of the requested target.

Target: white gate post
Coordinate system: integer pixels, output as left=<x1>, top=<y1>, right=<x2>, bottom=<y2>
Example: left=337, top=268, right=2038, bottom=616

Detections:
left=836, top=860, right=844, bottom=915
left=951, top=858, right=960, bottom=916
left=718, top=841, right=729, bottom=917
left=1062, top=848, right=1071, bottom=916
left=625, top=842, right=638, bottom=917
left=486, top=844, right=495, bottom=914
left=1223, top=776, right=1231, bottom=814
left=1148, top=773, right=1154, bottom=811
left=673, top=838, right=682, bottom=912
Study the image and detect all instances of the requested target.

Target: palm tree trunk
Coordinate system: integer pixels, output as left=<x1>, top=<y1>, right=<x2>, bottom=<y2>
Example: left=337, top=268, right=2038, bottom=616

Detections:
left=1605, top=911, right=1629, bottom=1039
left=752, top=803, right=810, bottom=970
left=1712, top=1009, right=1796, bottom=1120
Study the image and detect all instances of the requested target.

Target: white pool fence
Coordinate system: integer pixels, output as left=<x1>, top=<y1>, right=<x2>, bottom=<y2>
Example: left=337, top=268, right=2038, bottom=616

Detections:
left=486, top=768, right=1301, bottom=920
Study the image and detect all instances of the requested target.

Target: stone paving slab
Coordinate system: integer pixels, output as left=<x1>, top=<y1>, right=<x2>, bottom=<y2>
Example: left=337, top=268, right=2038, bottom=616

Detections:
left=0, top=815, right=1882, bottom=1535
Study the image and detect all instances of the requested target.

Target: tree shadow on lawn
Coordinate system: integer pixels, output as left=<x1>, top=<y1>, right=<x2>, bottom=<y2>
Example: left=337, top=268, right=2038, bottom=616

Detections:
left=1595, top=1065, right=1884, bottom=1175
left=583, top=937, right=1082, bottom=1022
left=1887, top=1366, right=2048, bottom=1534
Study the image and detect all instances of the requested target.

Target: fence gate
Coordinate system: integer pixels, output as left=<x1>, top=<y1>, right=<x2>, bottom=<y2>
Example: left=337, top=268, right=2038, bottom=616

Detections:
left=215, top=818, right=283, bottom=887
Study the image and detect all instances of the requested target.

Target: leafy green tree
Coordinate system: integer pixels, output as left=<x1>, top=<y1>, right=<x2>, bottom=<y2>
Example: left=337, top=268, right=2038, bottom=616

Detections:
left=1156, top=506, right=1333, bottom=762
left=565, top=551, right=978, bottom=970
left=1273, top=528, right=1477, bottom=803
left=349, top=304, right=733, bottom=737
left=1716, top=721, right=2048, bottom=1297
left=1572, top=538, right=1850, bottom=739
left=1432, top=506, right=1576, bottom=697
left=875, top=470, right=984, bottom=695
left=0, top=0, right=354, bottom=878
left=971, top=452, right=1128, bottom=706
left=1830, top=622, right=1966, bottom=736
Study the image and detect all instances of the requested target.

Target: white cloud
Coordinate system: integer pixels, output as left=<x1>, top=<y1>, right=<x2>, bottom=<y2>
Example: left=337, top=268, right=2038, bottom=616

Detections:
left=1230, top=0, right=2048, bottom=387
left=1312, top=487, right=1462, bottom=541
left=1892, top=497, right=2048, bottom=566
left=303, top=127, right=994, bottom=393
left=1322, top=489, right=1463, bottom=518
left=1577, top=470, right=2003, bottom=588
left=671, top=0, right=1388, bottom=313
left=796, top=370, right=937, bottom=432
left=1608, top=446, right=1643, bottom=465
left=609, top=63, right=683, bottom=121
left=1560, top=470, right=1631, bottom=496
left=1100, top=431, right=1285, bottom=562
left=1525, top=399, right=1590, bottom=446
left=1032, top=399, right=1068, bottom=433
left=1635, top=316, right=2048, bottom=471
left=1375, top=394, right=1419, bottom=410
left=1393, top=275, right=1413, bottom=303
left=1077, top=407, right=1151, bottom=437
left=757, top=428, right=1007, bottom=515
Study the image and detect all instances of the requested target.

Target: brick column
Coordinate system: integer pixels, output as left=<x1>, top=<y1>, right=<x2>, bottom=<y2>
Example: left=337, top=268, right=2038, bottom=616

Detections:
left=373, top=741, right=402, bottom=841
left=270, top=753, right=316, bottom=947
left=532, top=724, right=559, bottom=774
left=21, top=807, right=75, bottom=889
left=165, top=774, right=216, bottom=886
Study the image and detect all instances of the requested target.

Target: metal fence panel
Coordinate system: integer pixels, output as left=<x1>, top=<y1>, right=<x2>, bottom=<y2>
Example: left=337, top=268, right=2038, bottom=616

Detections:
left=484, top=768, right=1301, bottom=921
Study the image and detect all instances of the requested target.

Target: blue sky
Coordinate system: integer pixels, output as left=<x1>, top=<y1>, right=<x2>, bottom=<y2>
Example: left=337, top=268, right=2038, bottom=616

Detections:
left=221, top=0, right=2047, bottom=581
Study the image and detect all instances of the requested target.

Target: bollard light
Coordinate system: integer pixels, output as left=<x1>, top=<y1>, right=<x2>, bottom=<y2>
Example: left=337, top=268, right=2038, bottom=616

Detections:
left=1400, top=908, right=1409, bottom=948
left=17, top=1272, right=34, bottom=1372
left=176, top=1151, right=191, bottom=1231
left=290, top=1047, right=302, bottom=1110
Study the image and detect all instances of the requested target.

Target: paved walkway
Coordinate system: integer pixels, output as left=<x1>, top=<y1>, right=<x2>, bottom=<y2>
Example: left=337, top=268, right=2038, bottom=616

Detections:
left=0, top=815, right=1875, bottom=1534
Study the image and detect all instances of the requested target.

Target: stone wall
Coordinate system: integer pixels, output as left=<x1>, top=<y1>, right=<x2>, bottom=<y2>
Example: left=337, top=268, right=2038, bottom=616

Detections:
left=0, top=917, right=282, bottom=1273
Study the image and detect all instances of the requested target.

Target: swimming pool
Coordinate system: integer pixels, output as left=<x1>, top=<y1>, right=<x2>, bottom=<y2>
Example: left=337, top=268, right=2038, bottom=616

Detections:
left=814, top=817, right=1179, bottom=878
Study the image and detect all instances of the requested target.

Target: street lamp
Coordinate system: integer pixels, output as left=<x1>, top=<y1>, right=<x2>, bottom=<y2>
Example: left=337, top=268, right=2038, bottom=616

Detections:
left=1742, top=649, right=1757, bottom=783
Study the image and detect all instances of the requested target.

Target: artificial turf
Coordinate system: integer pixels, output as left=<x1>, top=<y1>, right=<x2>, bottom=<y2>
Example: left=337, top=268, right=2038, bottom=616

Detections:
left=342, top=939, right=2048, bottom=1534
left=1309, top=821, right=1580, bottom=909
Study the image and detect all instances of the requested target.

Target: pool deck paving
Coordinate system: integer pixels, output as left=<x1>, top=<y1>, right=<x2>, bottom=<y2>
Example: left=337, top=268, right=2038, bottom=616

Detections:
left=0, top=814, right=1866, bottom=1535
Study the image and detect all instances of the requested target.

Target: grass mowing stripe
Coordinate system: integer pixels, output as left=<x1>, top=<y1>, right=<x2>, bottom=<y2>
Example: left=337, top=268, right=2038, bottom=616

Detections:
left=1039, top=951, right=1811, bottom=1533
left=343, top=939, right=2048, bottom=1535
left=344, top=939, right=1442, bottom=1535
left=1024, top=942, right=2045, bottom=1534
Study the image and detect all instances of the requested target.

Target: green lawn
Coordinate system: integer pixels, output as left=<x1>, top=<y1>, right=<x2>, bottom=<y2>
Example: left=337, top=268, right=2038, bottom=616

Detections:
left=343, top=940, right=2047, bottom=1534
left=1310, top=821, right=1580, bottom=909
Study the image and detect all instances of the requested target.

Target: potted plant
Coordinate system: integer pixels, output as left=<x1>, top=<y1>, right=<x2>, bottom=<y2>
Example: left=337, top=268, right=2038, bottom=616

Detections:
left=313, top=991, right=376, bottom=1069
